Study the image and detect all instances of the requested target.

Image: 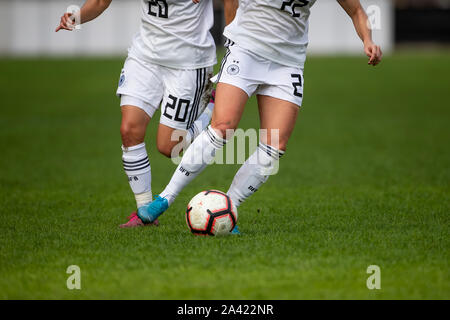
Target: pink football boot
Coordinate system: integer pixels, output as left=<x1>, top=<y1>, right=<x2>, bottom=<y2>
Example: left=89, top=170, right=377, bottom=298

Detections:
left=119, top=212, right=159, bottom=228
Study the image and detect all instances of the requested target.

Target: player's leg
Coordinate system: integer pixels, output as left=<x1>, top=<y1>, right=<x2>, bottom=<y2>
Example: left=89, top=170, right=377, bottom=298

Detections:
left=155, top=67, right=215, bottom=159
left=155, top=88, right=215, bottom=158
left=138, top=44, right=258, bottom=224
left=119, top=99, right=160, bottom=228
left=155, top=123, right=184, bottom=158
left=227, top=95, right=299, bottom=209
left=120, top=103, right=152, bottom=207
left=116, top=55, right=163, bottom=228
left=226, top=60, right=304, bottom=215
left=162, top=82, right=248, bottom=201
left=138, top=83, right=249, bottom=223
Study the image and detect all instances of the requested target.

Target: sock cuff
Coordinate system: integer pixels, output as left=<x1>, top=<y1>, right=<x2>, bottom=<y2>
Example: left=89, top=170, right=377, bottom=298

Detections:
left=122, top=142, right=146, bottom=153
left=258, top=142, right=285, bottom=161
left=122, top=143, right=150, bottom=174
left=206, top=125, right=227, bottom=149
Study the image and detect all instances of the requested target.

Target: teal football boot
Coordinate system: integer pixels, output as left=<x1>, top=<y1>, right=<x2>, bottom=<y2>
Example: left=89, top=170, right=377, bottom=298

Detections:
left=137, top=195, right=169, bottom=224
left=231, top=225, right=241, bottom=235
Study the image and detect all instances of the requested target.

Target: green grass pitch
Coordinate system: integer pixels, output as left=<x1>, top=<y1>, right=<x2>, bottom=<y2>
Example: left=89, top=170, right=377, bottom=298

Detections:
left=0, top=52, right=449, bottom=299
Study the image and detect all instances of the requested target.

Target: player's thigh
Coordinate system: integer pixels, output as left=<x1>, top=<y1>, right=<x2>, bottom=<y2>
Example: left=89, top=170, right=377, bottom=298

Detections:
left=121, top=104, right=151, bottom=129
left=257, top=95, right=299, bottom=151
left=160, top=67, right=213, bottom=132
left=211, top=82, right=249, bottom=137
left=213, top=44, right=263, bottom=136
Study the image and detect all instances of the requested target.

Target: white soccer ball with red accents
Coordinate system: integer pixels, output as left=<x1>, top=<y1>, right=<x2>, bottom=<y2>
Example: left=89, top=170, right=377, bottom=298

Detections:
left=186, top=190, right=238, bottom=236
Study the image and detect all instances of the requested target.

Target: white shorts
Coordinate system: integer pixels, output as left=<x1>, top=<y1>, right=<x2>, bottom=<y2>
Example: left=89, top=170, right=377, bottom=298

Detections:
left=215, top=42, right=304, bottom=107
left=117, top=54, right=213, bottom=130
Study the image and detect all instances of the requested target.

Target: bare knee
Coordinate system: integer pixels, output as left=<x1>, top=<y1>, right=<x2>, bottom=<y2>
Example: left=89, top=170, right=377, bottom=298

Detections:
left=120, top=120, right=146, bottom=147
left=157, top=142, right=174, bottom=158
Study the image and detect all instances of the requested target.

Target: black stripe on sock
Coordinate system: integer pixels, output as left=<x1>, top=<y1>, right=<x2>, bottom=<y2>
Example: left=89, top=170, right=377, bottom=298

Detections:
left=206, top=128, right=219, bottom=148
left=258, top=143, right=284, bottom=160
left=258, top=144, right=273, bottom=158
left=123, top=163, right=150, bottom=172
left=206, top=127, right=226, bottom=149
left=123, top=159, right=149, bottom=169
left=122, top=156, right=148, bottom=165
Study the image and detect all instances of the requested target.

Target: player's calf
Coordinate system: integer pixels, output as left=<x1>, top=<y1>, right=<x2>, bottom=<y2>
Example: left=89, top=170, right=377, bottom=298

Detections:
left=122, top=142, right=153, bottom=208
left=156, top=127, right=183, bottom=158
left=227, top=142, right=284, bottom=207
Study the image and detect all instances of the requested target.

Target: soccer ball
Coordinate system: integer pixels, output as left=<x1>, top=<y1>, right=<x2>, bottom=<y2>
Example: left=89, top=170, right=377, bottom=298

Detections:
left=186, top=190, right=238, bottom=236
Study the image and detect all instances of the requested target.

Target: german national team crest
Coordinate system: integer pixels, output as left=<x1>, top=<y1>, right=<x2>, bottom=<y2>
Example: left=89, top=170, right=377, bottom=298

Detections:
left=118, top=72, right=125, bottom=87
left=227, top=64, right=240, bottom=75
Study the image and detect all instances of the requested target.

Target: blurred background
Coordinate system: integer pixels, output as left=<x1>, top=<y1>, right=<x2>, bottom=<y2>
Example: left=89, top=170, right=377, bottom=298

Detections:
left=0, top=0, right=448, bottom=57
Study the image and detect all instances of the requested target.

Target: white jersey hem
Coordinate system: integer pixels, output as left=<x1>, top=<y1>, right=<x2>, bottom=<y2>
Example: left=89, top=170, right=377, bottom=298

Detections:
left=223, top=31, right=306, bottom=69
left=130, top=47, right=216, bottom=70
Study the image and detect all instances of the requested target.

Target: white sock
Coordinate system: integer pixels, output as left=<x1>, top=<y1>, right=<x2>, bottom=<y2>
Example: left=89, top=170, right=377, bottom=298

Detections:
left=185, top=100, right=214, bottom=143
left=122, top=143, right=152, bottom=208
left=227, top=142, right=285, bottom=207
left=160, top=125, right=227, bottom=205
